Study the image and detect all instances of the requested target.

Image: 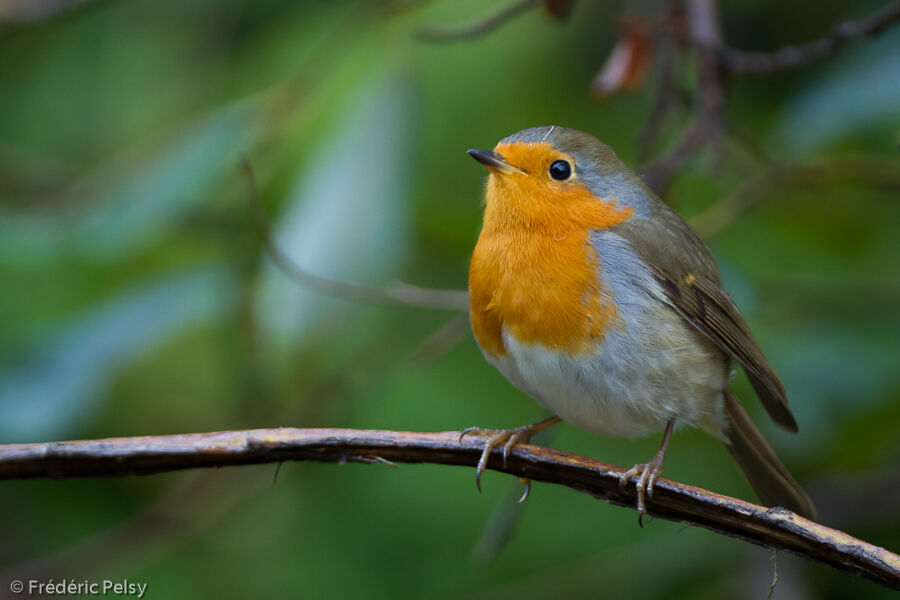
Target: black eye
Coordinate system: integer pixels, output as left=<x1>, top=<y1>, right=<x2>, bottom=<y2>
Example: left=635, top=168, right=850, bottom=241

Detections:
left=549, top=160, right=572, bottom=181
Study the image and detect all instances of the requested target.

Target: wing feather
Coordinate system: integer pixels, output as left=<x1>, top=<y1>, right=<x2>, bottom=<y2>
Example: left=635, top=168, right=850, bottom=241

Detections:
left=650, top=267, right=797, bottom=432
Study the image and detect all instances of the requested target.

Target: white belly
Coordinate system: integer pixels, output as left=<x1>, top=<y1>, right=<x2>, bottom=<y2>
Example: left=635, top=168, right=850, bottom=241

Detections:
left=492, top=308, right=727, bottom=438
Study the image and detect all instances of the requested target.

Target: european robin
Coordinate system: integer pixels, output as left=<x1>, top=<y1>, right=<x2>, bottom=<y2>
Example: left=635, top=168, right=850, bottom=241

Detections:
left=463, top=126, right=816, bottom=521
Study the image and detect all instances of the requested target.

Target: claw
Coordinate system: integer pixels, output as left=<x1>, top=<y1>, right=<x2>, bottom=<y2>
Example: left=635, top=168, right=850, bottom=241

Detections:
left=517, top=478, right=531, bottom=504
left=621, top=456, right=664, bottom=525
left=620, top=457, right=665, bottom=526
left=459, top=426, right=481, bottom=443
left=502, top=433, right=523, bottom=467
left=458, top=417, right=561, bottom=497
left=647, top=470, right=659, bottom=498
left=619, top=420, right=675, bottom=526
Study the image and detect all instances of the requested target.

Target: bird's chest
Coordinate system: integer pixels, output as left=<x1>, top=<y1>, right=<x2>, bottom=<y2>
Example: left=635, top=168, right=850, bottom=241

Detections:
left=468, top=229, right=618, bottom=357
left=469, top=229, right=728, bottom=438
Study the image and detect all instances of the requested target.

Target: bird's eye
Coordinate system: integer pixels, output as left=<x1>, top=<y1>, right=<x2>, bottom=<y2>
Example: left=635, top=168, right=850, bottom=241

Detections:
left=549, top=160, right=572, bottom=181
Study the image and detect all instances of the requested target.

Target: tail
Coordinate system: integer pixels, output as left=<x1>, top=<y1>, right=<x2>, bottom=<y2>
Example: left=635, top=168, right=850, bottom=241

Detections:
left=722, top=391, right=817, bottom=519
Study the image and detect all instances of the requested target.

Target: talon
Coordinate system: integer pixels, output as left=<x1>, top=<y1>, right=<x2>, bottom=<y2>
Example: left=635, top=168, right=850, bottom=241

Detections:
left=502, top=436, right=518, bottom=467
left=620, top=420, right=674, bottom=524
left=622, top=458, right=662, bottom=524
left=647, top=472, right=659, bottom=498
left=459, top=426, right=484, bottom=443
left=459, top=417, right=561, bottom=493
left=517, top=478, right=531, bottom=504
left=619, top=466, right=638, bottom=489
left=474, top=441, right=494, bottom=493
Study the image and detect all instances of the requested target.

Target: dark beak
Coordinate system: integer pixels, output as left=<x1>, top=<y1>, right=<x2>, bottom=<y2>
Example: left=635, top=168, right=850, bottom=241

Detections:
left=467, top=149, right=524, bottom=175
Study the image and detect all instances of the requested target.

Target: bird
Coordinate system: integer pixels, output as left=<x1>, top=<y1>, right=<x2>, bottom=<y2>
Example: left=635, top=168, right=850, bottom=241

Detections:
left=462, top=125, right=816, bottom=522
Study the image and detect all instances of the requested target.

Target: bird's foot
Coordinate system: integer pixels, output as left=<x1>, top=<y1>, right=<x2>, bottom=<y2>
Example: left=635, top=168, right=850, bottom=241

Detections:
left=460, top=417, right=561, bottom=501
left=619, top=449, right=666, bottom=527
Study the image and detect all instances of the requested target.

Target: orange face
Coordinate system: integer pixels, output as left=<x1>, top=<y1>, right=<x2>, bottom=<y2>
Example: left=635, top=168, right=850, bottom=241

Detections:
left=480, top=141, right=632, bottom=236
left=469, top=141, right=634, bottom=357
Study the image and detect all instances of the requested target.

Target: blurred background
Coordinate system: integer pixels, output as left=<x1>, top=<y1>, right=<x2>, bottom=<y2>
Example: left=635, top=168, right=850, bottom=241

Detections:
left=0, top=0, right=898, bottom=598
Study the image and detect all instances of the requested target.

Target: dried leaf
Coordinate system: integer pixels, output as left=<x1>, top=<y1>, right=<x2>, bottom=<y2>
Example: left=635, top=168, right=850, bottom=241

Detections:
left=591, top=17, right=653, bottom=97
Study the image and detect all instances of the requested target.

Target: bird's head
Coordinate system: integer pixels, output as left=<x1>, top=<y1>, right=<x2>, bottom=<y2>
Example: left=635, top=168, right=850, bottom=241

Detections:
left=468, top=126, right=648, bottom=234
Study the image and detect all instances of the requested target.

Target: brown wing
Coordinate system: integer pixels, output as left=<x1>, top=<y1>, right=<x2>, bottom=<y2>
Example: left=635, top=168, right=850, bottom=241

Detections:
left=650, top=266, right=797, bottom=432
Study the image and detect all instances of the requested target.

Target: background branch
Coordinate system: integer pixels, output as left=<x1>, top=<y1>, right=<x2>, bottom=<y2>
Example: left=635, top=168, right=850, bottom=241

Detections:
left=416, top=0, right=540, bottom=42
left=720, top=0, right=900, bottom=74
left=240, top=159, right=469, bottom=312
left=2, top=428, right=898, bottom=590
left=641, top=0, right=726, bottom=194
left=689, top=155, right=900, bottom=238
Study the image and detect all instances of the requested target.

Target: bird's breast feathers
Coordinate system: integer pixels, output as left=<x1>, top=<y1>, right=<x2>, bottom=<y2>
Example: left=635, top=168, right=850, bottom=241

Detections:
left=469, top=229, right=729, bottom=438
left=469, top=226, right=620, bottom=356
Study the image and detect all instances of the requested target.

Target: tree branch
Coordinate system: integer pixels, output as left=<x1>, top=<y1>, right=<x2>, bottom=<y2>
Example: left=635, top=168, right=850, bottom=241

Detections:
left=641, top=0, right=726, bottom=194
left=720, top=0, right=900, bottom=74
left=415, top=0, right=541, bottom=43
left=2, top=428, right=898, bottom=589
left=689, top=156, right=900, bottom=238
left=239, top=159, right=469, bottom=312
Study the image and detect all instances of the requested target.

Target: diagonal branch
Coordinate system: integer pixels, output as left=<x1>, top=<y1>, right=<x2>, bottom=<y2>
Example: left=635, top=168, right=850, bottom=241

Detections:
left=720, top=0, right=900, bottom=74
left=641, top=0, right=726, bottom=194
left=2, top=428, right=898, bottom=589
left=239, top=159, right=469, bottom=312
left=416, top=0, right=541, bottom=43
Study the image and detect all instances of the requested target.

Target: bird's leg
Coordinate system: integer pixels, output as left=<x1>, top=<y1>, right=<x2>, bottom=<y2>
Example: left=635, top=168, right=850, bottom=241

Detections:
left=619, top=419, right=675, bottom=526
left=460, top=416, right=562, bottom=499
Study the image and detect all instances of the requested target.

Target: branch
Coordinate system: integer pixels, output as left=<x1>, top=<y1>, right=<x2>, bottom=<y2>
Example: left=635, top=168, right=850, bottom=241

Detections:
left=720, top=0, right=900, bottom=74
left=416, top=0, right=540, bottom=42
left=641, top=0, right=726, bottom=194
left=636, top=6, right=679, bottom=163
left=2, top=428, right=898, bottom=589
left=239, top=159, right=469, bottom=312
left=690, top=156, right=900, bottom=238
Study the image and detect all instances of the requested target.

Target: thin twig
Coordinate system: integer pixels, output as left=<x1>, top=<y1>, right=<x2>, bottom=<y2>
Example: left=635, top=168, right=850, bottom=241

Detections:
left=690, top=156, right=900, bottom=238
left=641, top=0, right=726, bottom=194
left=1, top=427, right=898, bottom=589
left=239, top=159, right=469, bottom=312
left=720, top=0, right=900, bottom=74
left=636, top=4, right=680, bottom=163
left=416, top=0, right=540, bottom=42
left=403, top=312, right=472, bottom=366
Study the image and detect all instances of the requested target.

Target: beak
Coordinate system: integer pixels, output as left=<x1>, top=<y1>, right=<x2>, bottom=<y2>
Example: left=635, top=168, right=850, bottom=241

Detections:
left=467, top=149, right=524, bottom=175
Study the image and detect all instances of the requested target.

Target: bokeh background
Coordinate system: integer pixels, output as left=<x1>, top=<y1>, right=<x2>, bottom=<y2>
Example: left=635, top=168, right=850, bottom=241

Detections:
left=1, top=0, right=899, bottom=598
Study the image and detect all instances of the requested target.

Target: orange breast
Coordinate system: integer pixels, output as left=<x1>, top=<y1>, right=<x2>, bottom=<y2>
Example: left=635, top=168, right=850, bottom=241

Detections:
left=469, top=168, right=633, bottom=357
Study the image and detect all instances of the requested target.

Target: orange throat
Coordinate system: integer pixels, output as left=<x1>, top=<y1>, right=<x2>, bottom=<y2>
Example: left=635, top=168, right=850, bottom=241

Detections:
left=468, top=148, right=633, bottom=357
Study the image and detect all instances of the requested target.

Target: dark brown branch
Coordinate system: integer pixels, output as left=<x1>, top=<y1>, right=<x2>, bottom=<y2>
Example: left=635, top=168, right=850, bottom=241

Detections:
left=2, top=428, right=898, bottom=589
left=416, top=0, right=540, bottom=42
left=641, top=0, right=726, bottom=194
left=636, top=10, right=679, bottom=163
left=720, top=0, right=900, bottom=74
left=239, top=159, right=469, bottom=312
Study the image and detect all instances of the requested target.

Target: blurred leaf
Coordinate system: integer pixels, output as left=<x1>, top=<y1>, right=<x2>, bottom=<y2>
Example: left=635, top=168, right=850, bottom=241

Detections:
left=591, top=18, right=653, bottom=97
left=255, top=66, right=414, bottom=347
left=0, top=266, right=234, bottom=443
left=0, top=103, right=257, bottom=266
left=771, top=29, right=900, bottom=153
left=770, top=324, right=899, bottom=449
